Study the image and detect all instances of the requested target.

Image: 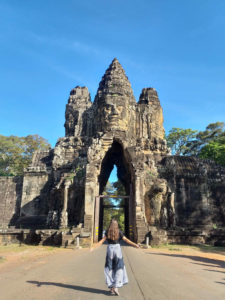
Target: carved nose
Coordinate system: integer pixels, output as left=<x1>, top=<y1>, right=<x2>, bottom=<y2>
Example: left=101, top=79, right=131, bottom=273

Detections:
left=112, top=107, right=119, bottom=116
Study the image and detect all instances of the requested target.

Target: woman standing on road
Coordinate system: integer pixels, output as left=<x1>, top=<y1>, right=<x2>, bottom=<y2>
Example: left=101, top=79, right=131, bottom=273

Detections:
left=91, top=218, right=140, bottom=296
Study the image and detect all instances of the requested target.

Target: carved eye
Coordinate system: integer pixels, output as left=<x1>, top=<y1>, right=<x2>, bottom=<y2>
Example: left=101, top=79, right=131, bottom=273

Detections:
left=104, top=104, right=113, bottom=112
left=117, top=106, right=124, bottom=114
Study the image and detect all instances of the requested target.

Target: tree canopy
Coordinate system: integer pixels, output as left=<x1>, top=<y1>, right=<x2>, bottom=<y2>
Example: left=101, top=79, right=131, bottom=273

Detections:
left=0, top=134, right=51, bottom=176
left=102, top=179, right=126, bottom=231
left=166, top=122, right=225, bottom=166
left=185, top=122, right=224, bottom=156
left=199, top=135, right=225, bottom=166
left=166, top=128, right=198, bottom=155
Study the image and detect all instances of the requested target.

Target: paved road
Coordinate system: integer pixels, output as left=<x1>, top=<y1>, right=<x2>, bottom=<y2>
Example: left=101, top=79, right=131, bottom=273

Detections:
left=0, top=244, right=225, bottom=300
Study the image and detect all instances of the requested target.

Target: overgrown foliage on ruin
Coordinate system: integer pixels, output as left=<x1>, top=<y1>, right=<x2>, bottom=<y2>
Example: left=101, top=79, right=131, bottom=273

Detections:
left=166, top=122, right=225, bottom=166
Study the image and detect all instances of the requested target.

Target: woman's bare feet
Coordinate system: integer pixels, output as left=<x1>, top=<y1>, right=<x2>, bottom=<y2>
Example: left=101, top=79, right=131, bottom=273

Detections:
left=114, top=287, right=120, bottom=296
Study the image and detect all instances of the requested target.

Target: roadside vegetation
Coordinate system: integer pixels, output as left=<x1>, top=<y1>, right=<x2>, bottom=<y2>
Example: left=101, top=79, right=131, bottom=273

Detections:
left=166, top=122, right=225, bottom=166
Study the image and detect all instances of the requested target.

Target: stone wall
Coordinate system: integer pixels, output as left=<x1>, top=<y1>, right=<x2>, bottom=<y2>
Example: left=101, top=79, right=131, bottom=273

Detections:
left=20, top=173, right=49, bottom=217
left=157, top=156, right=225, bottom=228
left=17, top=150, right=53, bottom=228
left=0, top=176, right=23, bottom=228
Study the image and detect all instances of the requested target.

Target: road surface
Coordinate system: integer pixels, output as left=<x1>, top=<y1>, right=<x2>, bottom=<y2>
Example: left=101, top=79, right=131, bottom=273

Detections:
left=0, top=244, right=225, bottom=299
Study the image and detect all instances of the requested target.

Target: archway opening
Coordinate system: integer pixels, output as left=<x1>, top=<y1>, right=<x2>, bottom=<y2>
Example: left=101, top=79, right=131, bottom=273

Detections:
left=102, top=166, right=126, bottom=233
left=96, top=141, right=133, bottom=240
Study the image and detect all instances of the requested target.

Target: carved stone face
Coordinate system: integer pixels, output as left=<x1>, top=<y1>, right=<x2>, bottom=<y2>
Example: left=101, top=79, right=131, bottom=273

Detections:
left=99, top=98, right=129, bottom=131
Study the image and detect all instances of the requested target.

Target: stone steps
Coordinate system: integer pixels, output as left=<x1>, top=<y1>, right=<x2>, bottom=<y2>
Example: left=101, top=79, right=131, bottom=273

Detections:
left=62, top=234, right=75, bottom=247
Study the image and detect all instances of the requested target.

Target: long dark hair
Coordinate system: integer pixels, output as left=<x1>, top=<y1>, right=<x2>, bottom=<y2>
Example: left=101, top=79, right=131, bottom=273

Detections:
left=107, top=218, right=119, bottom=241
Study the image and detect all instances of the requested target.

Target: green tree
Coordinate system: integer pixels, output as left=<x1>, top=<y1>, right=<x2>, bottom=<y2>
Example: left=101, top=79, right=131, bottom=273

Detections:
left=102, top=180, right=126, bottom=231
left=185, top=122, right=225, bottom=156
left=103, top=181, right=115, bottom=196
left=166, top=122, right=225, bottom=166
left=103, top=208, right=125, bottom=232
left=199, top=138, right=225, bottom=166
left=0, top=134, right=50, bottom=176
left=113, top=180, right=126, bottom=196
left=166, top=128, right=198, bottom=155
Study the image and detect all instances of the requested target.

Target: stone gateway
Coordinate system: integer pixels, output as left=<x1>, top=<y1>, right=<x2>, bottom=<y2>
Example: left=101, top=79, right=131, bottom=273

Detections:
left=1, top=59, right=225, bottom=245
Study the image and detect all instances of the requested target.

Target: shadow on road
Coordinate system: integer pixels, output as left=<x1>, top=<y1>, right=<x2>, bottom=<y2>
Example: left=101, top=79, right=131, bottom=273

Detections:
left=146, top=252, right=225, bottom=269
left=215, top=282, right=225, bottom=285
left=203, top=269, right=225, bottom=274
left=27, top=281, right=111, bottom=296
left=147, top=252, right=225, bottom=285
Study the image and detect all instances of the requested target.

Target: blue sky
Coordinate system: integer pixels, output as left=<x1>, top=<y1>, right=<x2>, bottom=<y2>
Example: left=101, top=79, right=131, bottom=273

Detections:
left=1, top=0, right=225, bottom=160
left=109, top=166, right=117, bottom=184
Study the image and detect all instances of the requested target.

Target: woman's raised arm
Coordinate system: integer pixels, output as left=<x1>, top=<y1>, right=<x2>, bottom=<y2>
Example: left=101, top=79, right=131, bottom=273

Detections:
left=122, top=236, right=140, bottom=248
left=90, top=236, right=107, bottom=251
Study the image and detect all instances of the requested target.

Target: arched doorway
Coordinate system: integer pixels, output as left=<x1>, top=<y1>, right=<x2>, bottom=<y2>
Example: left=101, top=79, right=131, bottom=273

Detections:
left=93, top=141, right=135, bottom=241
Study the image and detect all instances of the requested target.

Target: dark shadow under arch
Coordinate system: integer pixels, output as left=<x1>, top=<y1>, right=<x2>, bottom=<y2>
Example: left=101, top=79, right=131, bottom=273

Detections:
left=98, top=141, right=131, bottom=195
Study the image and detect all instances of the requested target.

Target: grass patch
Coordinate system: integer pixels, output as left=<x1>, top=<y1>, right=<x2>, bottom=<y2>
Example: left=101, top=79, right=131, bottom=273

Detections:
left=0, top=244, right=58, bottom=253
left=0, top=256, right=6, bottom=263
left=0, top=244, right=30, bottom=253
left=151, top=243, right=182, bottom=250
left=168, top=247, right=182, bottom=251
left=0, top=244, right=63, bottom=266
left=191, top=244, right=225, bottom=254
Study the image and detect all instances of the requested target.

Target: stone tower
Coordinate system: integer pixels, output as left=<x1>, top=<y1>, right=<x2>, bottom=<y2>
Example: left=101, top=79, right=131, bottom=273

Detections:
left=19, top=58, right=169, bottom=241
left=1, top=58, right=225, bottom=245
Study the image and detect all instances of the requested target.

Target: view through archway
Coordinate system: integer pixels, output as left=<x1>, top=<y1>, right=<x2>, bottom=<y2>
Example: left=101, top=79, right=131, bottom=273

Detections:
left=95, top=141, right=133, bottom=241
left=102, top=165, right=127, bottom=233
